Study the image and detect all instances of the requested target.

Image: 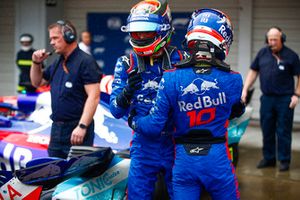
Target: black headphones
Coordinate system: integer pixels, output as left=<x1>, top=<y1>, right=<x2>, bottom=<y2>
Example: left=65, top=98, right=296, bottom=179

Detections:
left=56, top=20, right=76, bottom=44
left=265, top=26, right=286, bottom=44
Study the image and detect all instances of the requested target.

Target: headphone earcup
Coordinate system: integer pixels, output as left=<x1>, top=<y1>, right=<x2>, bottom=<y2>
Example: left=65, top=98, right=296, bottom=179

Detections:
left=63, top=29, right=76, bottom=44
left=281, top=32, right=286, bottom=43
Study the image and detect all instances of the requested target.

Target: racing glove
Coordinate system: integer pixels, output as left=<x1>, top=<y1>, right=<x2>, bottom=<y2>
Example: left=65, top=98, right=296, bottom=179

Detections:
left=127, top=109, right=137, bottom=131
left=116, top=69, right=143, bottom=108
left=229, top=100, right=246, bottom=120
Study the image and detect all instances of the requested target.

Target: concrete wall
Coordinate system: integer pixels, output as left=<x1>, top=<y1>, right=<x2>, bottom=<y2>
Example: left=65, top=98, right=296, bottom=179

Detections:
left=0, top=1, right=16, bottom=95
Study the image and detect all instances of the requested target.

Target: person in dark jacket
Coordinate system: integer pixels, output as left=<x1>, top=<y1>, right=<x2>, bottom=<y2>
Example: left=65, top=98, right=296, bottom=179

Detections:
left=16, top=33, right=37, bottom=93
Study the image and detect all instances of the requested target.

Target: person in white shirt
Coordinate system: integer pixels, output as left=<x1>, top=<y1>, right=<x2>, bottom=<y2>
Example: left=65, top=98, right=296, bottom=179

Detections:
left=78, top=31, right=91, bottom=55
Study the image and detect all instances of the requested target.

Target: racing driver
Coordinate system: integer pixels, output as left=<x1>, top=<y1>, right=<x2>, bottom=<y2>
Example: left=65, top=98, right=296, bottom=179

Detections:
left=109, top=0, right=186, bottom=199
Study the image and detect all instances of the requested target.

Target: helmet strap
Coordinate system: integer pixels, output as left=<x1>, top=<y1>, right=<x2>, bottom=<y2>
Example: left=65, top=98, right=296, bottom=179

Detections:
left=161, top=46, right=176, bottom=70
left=150, top=57, right=154, bottom=66
left=136, top=55, right=146, bottom=73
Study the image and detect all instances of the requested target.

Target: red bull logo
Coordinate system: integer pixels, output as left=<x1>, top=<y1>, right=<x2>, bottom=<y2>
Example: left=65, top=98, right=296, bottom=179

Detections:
left=180, top=78, right=219, bottom=96
left=178, top=92, right=227, bottom=112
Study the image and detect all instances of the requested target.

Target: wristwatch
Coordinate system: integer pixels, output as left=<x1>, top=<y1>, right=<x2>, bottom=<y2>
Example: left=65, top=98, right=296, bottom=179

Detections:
left=78, top=123, right=88, bottom=129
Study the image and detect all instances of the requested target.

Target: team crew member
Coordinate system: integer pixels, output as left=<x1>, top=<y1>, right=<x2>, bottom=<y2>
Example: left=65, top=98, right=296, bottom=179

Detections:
left=242, top=27, right=300, bottom=171
left=30, top=20, right=102, bottom=158
left=129, top=8, right=243, bottom=200
left=16, top=33, right=37, bottom=93
left=78, top=31, right=92, bottom=55
left=109, top=0, right=186, bottom=199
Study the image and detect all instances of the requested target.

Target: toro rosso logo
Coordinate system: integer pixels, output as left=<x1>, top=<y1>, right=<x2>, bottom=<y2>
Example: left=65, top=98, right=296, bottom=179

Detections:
left=180, top=78, right=219, bottom=96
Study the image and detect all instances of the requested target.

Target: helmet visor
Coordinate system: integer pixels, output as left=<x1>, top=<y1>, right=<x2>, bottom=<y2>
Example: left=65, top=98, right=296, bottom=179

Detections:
left=126, top=21, right=161, bottom=32
left=130, top=32, right=158, bottom=40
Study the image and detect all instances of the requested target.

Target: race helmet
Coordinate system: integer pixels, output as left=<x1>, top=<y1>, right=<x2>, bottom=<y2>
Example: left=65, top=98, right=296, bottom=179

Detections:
left=121, top=0, right=173, bottom=56
left=19, top=33, right=34, bottom=44
left=19, top=33, right=34, bottom=51
left=185, top=8, right=233, bottom=60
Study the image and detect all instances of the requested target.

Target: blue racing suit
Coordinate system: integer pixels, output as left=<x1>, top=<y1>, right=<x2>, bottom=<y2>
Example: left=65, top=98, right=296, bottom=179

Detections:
left=110, top=47, right=185, bottom=200
left=134, top=66, right=243, bottom=200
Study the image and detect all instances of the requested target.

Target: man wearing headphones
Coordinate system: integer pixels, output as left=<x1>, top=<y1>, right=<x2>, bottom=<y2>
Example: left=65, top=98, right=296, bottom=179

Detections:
left=30, top=20, right=102, bottom=158
left=242, top=27, right=300, bottom=171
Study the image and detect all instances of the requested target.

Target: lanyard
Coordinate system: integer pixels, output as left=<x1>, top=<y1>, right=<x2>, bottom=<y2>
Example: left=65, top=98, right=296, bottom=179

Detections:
left=272, top=52, right=281, bottom=64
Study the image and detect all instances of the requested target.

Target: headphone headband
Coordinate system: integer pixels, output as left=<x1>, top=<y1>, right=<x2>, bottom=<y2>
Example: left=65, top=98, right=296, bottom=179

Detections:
left=57, top=20, right=76, bottom=44
left=56, top=20, right=66, bottom=26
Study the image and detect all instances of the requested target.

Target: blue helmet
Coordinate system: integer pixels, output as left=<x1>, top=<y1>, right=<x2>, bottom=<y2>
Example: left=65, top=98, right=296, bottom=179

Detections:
left=186, top=8, right=233, bottom=60
left=121, top=0, right=173, bottom=56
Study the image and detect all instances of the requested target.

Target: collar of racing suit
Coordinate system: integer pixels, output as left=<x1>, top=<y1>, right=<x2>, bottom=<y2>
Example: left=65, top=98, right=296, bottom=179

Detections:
left=135, top=46, right=177, bottom=73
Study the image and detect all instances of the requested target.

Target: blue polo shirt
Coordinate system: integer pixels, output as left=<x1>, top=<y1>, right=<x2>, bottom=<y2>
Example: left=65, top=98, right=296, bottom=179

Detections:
left=43, top=47, right=102, bottom=122
left=251, top=46, right=300, bottom=95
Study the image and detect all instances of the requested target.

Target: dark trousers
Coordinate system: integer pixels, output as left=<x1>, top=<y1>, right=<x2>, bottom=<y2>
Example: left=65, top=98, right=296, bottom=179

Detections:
left=48, top=120, right=95, bottom=159
left=260, top=95, right=294, bottom=163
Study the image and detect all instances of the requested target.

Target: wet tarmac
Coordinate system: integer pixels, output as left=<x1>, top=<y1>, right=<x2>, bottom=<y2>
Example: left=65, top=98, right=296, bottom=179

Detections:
left=201, top=124, right=300, bottom=200
left=236, top=146, right=300, bottom=200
